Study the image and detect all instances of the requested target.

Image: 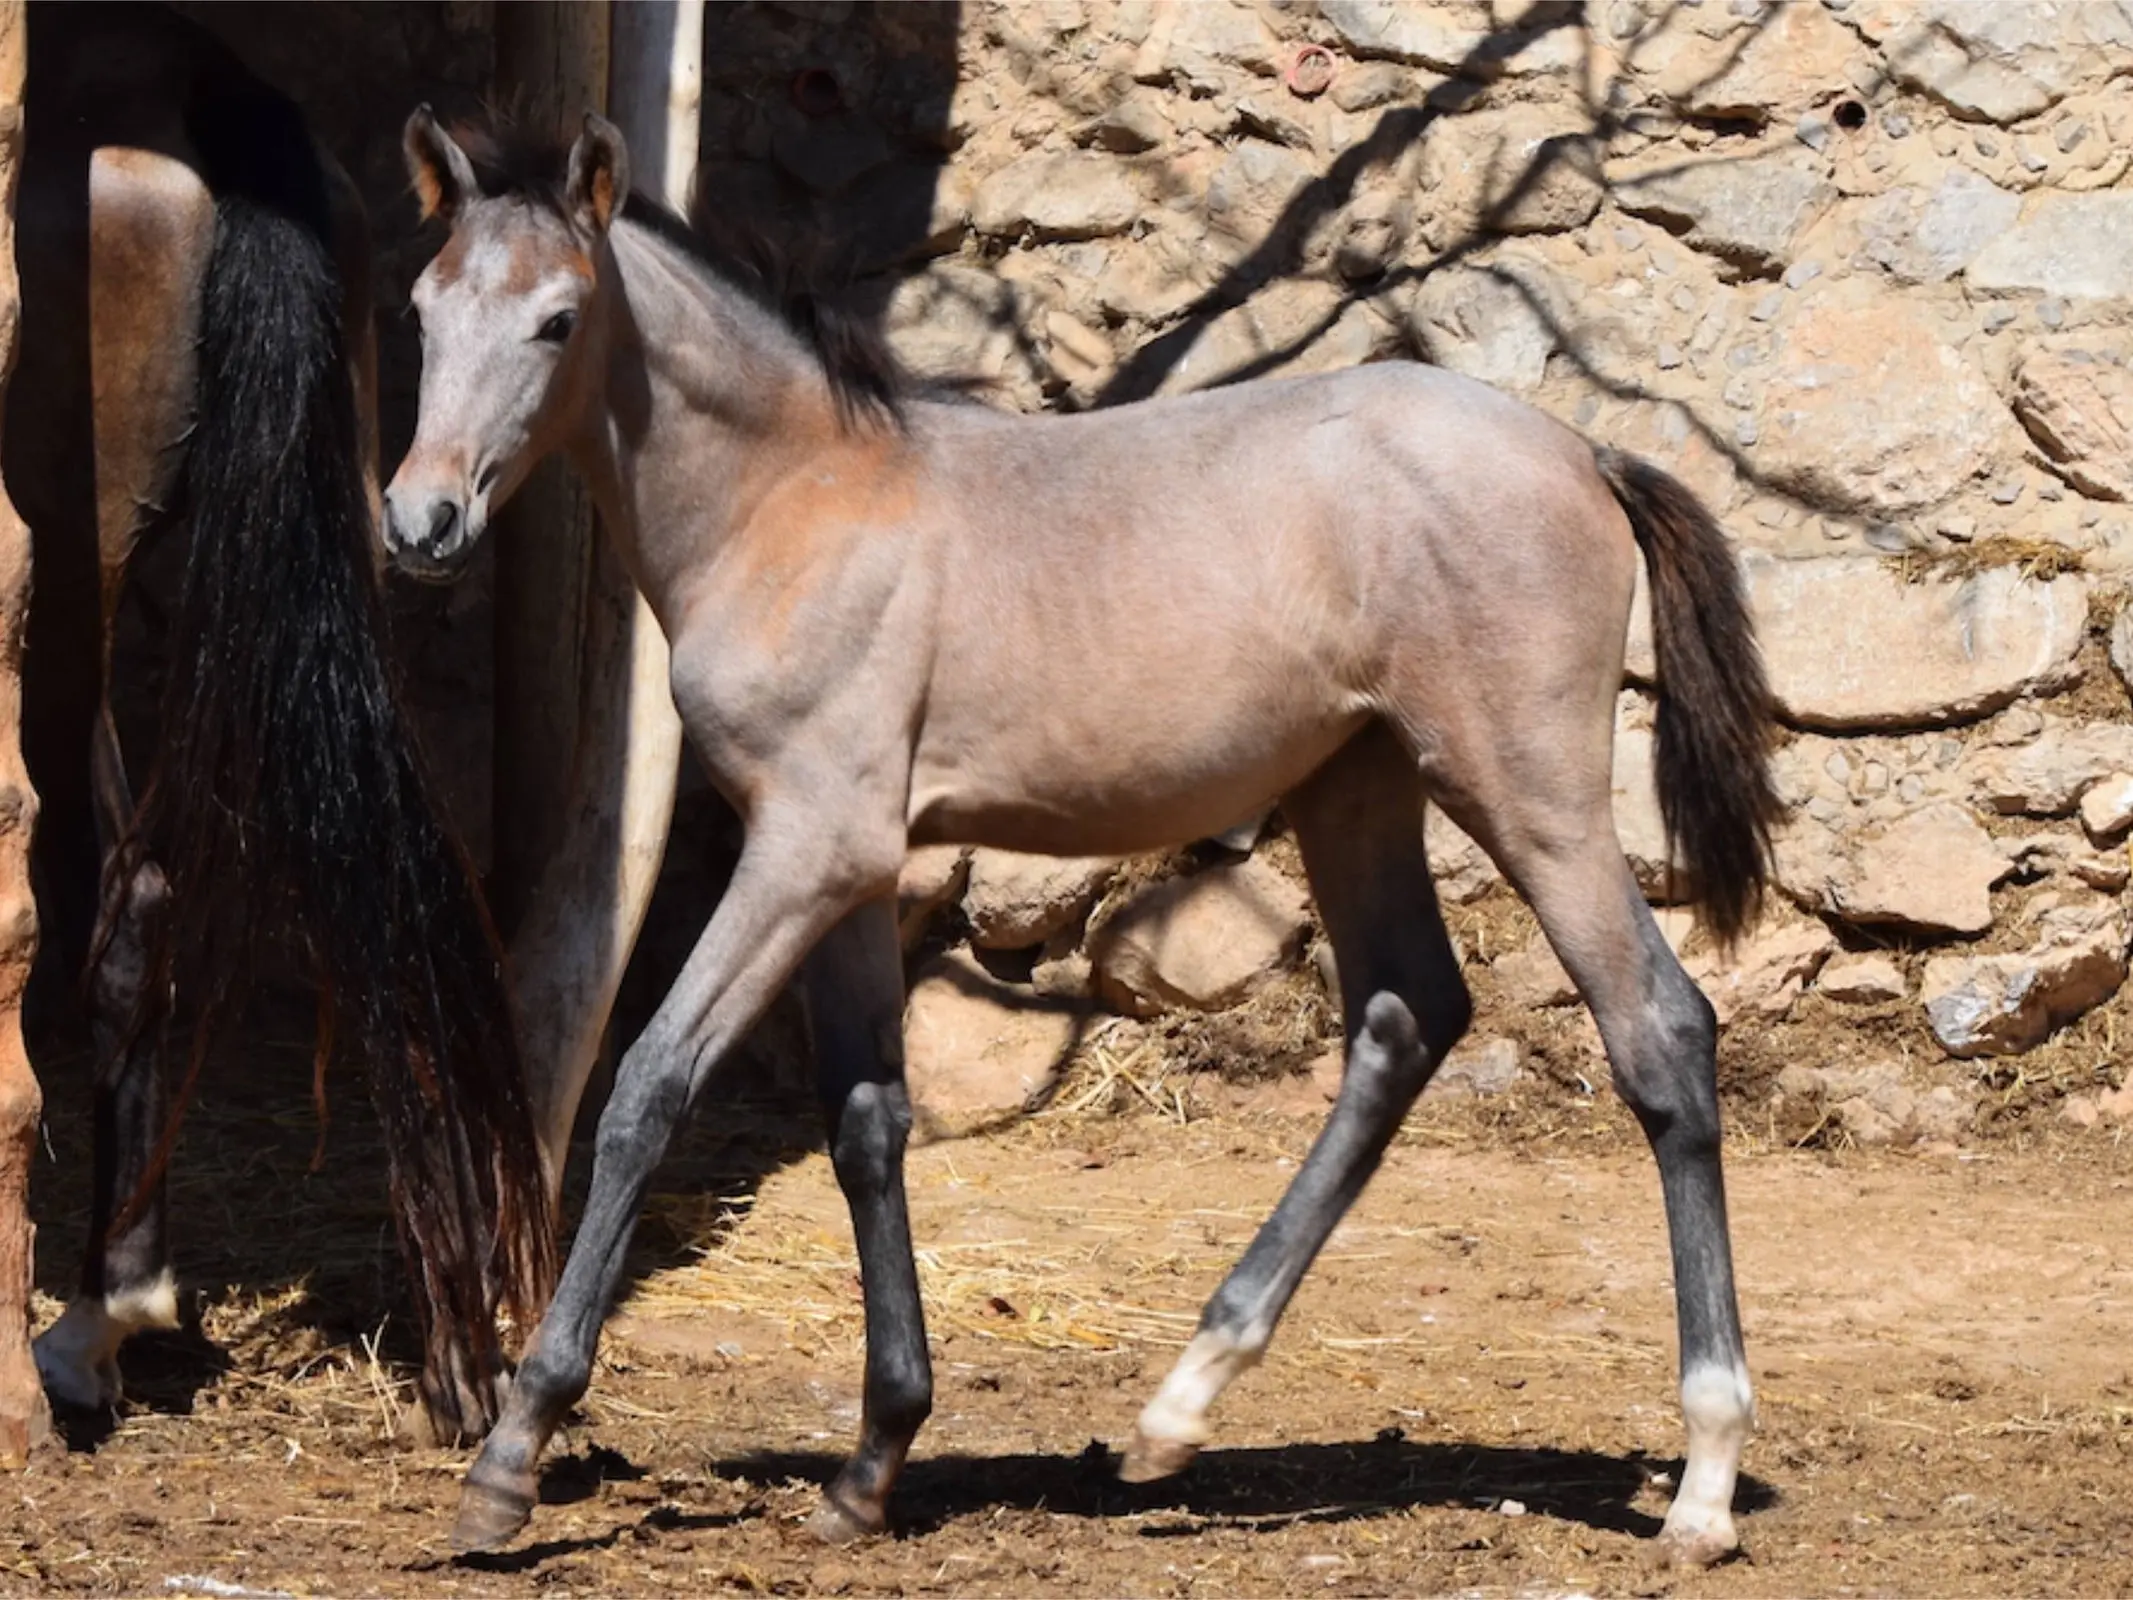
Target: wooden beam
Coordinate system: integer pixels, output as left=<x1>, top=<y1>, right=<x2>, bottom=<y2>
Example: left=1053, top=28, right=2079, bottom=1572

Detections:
left=489, top=0, right=611, bottom=935
left=0, top=0, right=50, bottom=1468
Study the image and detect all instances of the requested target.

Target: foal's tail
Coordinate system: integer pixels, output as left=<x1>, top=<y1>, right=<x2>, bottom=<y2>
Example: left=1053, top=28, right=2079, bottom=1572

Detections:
left=1593, top=448, right=1780, bottom=947
left=111, top=76, right=553, bottom=1433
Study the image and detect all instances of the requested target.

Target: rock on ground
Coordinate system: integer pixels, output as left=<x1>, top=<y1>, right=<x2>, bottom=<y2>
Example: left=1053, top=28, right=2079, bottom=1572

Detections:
left=1817, top=952, right=1908, bottom=1004
left=1921, top=900, right=2131, bottom=1058
left=963, top=850, right=1118, bottom=950
left=898, top=845, right=971, bottom=949
left=1090, top=857, right=1311, bottom=1016
left=903, top=951, right=1083, bottom=1137
left=1774, top=1062, right=1974, bottom=1148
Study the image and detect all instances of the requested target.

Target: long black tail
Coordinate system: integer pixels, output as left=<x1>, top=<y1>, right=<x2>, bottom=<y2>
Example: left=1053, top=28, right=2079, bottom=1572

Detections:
left=1593, top=448, right=1781, bottom=947
left=114, top=79, right=553, bottom=1432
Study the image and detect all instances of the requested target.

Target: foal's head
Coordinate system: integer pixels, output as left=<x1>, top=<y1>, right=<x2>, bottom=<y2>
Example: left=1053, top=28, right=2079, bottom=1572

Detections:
left=384, top=108, right=628, bottom=581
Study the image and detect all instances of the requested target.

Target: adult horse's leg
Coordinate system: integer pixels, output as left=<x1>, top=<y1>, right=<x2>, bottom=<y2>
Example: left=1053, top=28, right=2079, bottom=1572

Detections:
left=1484, top=815, right=1750, bottom=1565
left=454, top=810, right=891, bottom=1553
left=1122, top=723, right=1469, bottom=1481
left=28, top=148, right=210, bottom=1410
left=33, top=722, right=174, bottom=1407
left=800, top=896, right=931, bottom=1542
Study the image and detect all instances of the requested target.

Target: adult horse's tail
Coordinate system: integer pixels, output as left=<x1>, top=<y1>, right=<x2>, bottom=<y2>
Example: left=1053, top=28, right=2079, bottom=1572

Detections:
left=1593, top=448, right=1781, bottom=946
left=112, top=77, right=553, bottom=1433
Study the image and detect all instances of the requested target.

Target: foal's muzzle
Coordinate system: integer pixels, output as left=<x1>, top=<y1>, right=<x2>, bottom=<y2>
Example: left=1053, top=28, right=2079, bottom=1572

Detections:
left=383, top=484, right=481, bottom=582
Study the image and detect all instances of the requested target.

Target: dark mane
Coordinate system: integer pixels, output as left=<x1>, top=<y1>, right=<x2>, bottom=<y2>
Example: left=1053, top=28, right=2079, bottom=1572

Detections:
left=447, top=120, right=905, bottom=430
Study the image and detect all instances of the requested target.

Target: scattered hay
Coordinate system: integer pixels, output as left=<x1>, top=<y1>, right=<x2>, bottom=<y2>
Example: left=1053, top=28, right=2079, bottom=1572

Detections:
left=1882, top=536, right=2088, bottom=586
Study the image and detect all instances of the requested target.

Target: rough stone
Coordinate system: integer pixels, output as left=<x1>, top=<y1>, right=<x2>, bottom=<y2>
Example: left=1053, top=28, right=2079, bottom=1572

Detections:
left=1090, top=857, right=1312, bottom=1016
left=970, top=150, right=1144, bottom=240
left=1871, top=0, right=2133, bottom=125
left=1750, top=292, right=2018, bottom=517
left=1742, top=557, right=2087, bottom=730
left=1426, top=810, right=1501, bottom=903
left=1431, top=1036, right=1524, bottom=1098
left=1493, top=935, right=1578, bottom=1009
left=1966, top=719, right=2133, bottom=815
left=1651, top=2, right=1863, bottom=122
left=1777, top=802, right=2012, bottom=936
left=898, top=845, right=970, bottom=949
left=1612, top=149, right=1835, bottom=280
left=903, top=951, right=1081, bottom=1136
left=1857, top=169, right=2022, bottom=285
left=1421, top=105, right=1602, bottom=237
left=2012, top=346, right=2133, bottom=502
left=1323, top=0, right=1575, bottom=78
left=1968, top=193, right=2133, bottom=302
left=1817, top=952, right=1908, bottom=1004
left=2113, top=606, right=2133, bottom=701
left=1206, top=140, right=1314, bottom=241
left=963, top=850, right=1117, bottom=950
left=1922, top=900, right=2130, bottom=1057
left=1405, top=252, right=1564, bottom=396
left=2081, top=773, right=2133, bottom=845
left=1774, top=1062, right=1973, bottom=1148
left=1684, top=916, right=1837, bottom=1025
left=1611, top=723, right=1681, bottom=899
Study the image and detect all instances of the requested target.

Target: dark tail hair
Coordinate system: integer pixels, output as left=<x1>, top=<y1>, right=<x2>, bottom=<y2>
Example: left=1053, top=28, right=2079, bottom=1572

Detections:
left=111, top=79, right=553, bottom=1433
left=1593, top=448, right=1781, bottom=946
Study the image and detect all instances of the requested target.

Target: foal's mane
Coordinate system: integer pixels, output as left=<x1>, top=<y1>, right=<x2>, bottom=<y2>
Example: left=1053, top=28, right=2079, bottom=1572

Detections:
left=448, top=120, right=904, bottom=431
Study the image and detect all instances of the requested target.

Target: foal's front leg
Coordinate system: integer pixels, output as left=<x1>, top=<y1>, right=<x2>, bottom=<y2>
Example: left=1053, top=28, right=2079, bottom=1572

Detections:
left=453, top=812, right=893, bottom=1554
left=801, top=897, right=931, bottom=1542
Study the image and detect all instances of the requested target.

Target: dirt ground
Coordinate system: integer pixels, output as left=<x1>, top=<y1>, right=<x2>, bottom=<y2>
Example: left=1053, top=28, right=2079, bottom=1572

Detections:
left=11, top=1039, right=2133, bottom=1600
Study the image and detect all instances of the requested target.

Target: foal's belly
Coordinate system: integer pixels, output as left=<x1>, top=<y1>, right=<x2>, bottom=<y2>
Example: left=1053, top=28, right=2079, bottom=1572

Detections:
left=905, top=665, right=1373, bottom=858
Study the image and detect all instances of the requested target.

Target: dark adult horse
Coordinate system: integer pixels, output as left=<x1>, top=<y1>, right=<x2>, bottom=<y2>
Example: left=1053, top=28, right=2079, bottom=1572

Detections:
left=395, top=115, right=1781, bottom=1565
left=7, top=5, right=551, bottom=1440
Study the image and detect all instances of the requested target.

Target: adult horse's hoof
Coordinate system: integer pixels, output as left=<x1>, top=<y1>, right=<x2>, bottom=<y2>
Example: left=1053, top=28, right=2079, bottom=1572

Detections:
left=807, top=1489, right=886, bottom=1545
left=1116, top=1425, right=1200, bottom=1484
left=451, top=1467, right=536, bottom=1554
left=32, top=1315, right=123, bottom=1412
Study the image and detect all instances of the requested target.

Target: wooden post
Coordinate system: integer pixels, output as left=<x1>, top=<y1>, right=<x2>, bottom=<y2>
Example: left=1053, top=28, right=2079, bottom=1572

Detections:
left=490, top=0, right=611, bottom=935
left=494, top=2, right=693, bottom=1172
left=0, top=0, right=49, bottom=1469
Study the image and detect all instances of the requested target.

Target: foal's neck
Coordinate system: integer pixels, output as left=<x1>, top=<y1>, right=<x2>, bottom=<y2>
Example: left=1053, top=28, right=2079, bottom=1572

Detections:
left=571, top=218, right=846, bottom=627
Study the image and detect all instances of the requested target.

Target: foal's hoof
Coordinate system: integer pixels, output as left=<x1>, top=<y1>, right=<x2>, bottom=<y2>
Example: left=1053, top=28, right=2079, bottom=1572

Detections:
left=1116, top=1425, right=1200, bottom=1484
left=1653, top=1521, right=1742, bottom=1570
left=807, top=1490, right=886, bottom=1546
left=451, top=1469, right=536, bottom=1555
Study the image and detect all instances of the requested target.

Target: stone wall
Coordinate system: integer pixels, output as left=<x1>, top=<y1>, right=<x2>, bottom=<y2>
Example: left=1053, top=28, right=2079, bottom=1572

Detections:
left=684, top=0, right=2133, bottom=1142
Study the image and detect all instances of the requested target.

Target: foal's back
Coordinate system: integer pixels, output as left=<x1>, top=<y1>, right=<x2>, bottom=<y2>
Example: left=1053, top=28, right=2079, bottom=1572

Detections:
left=902, top=362, right=1637, bottom=856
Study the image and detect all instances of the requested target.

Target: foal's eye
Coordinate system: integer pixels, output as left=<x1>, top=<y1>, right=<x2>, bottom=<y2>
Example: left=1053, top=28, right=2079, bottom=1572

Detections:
left=535, top=309, right=577, bottom=344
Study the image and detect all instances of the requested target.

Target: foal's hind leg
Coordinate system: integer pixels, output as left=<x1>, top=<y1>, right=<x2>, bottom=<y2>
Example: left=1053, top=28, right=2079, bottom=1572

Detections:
left=1122, top=725, right=1469, bottom=1481
left=801, top=897, right=932, bottom=1542
left=1477, top=809, right=1750, bottom=1565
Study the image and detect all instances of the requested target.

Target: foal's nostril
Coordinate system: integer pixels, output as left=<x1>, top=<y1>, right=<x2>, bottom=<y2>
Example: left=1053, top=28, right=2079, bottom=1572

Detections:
left=475, top=460, right=502, bottom=497
left=425, top=499, right=460, bottom=553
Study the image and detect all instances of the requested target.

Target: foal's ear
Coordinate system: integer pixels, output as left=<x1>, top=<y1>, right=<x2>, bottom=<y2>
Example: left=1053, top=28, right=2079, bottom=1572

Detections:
left=565, top=113, right=630, bottom=236
left=404, top=105, right=477, bottom=222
